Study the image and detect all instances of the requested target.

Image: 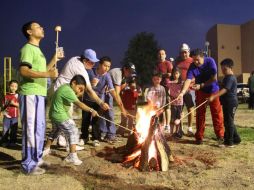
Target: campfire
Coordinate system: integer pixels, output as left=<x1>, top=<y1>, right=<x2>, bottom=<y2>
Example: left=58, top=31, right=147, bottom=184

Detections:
left=117, top=107, right=174, bottom=172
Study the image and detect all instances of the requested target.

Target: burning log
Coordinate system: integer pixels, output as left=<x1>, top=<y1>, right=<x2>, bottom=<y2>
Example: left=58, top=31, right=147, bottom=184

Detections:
left=123, top=115, right=174, bottom=172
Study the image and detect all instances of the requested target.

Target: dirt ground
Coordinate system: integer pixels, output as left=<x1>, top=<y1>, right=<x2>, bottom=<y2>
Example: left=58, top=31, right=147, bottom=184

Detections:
left=0, top=104, right=253, bottom=190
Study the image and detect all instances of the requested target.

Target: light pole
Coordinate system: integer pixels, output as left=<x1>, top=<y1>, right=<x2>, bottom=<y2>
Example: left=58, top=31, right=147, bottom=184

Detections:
left=205, top=41, right=210, bottom=57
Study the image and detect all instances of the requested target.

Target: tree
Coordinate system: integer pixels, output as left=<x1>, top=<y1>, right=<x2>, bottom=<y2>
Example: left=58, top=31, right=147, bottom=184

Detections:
left=122, top=32, right=160, bottom=86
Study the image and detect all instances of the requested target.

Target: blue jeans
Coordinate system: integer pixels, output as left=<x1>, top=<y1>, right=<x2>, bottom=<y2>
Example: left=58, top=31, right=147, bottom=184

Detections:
left=1, top=116, right=18, bottom=143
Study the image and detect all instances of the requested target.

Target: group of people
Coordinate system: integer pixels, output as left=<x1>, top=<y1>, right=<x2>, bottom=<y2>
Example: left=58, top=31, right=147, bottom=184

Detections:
left=0, top=20, right=244, bottom=176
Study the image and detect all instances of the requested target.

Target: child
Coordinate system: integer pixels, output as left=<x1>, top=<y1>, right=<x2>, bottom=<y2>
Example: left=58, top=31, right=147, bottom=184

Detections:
left=120, top=78, right=140, bottom=137
left=146, top=72, right=166, bottom=126
left=43, top=75, right=98, bottom=165
left=166, top=68, right=184, bottom=138
left=81, top=56, right=126, bottom=146
left=208, top=58, right=241, bottom=147
left=0, top=80, right=19, bottom=146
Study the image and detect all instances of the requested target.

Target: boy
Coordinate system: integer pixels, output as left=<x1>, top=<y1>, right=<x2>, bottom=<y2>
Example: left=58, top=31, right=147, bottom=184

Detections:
left=43, top=75, right=98, bottom=165
left=19, top=21, right=59, bottom=175
left=82, top=56, right=126, bottom=146
left=208, top=58, right=241, bottom=147
left=146, top=72, right=166, bottom=126
left=1, top=80, right=19, bottom=146
left=120, top=78, right=139, bottom=137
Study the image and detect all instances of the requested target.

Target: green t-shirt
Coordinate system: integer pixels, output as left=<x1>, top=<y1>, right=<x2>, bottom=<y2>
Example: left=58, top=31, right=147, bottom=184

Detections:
left=19, top=43, right=47, bottom=96
left=49, top=84, right=78, bottom=123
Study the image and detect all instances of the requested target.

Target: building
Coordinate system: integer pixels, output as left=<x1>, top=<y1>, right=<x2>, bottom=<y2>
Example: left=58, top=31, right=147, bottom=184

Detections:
left=206, top=19, right=254, bottom=83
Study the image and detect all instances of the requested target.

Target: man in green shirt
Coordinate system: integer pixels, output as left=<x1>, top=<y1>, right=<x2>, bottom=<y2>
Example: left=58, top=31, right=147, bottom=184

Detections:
left=19, top=21, right=60, bottom=175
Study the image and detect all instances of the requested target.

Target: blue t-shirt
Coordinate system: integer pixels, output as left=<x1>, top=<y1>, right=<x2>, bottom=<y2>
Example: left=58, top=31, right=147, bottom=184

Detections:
left=84, top=68, right=114, bottom=101
left=220, top=75, right=238, bottom=106
left=187, top=57, right=219, bottom=93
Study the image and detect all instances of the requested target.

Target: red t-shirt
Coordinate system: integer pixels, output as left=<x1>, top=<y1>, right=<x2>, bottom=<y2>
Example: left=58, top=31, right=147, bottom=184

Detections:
left=156, top=60, right=173, bottom=85
left=175, top=57, right=193, bottom=81
left=121, top=88, right=139, bottom=110
left=2, top=93, right=19, bottom=118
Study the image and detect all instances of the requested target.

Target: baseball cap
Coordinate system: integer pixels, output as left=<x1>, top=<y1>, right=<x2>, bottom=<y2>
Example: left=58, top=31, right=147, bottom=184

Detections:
left=123, top=62, right=136, bottom=73
left=180, top=43, right=190, bottom=52
left=82, top=49, right=99, bottom=63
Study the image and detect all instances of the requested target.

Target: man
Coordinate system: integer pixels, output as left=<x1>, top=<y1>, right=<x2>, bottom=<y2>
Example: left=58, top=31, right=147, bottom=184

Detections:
left=109, top=62, right=135, bottom=136
left=174, top=43, right=195, bottom=136
left=54, top=49, right=110, bottom=145
left=248, top=71, right=254, bottom=109
left=19, top=21, right=59, bottom=175
left=178, top=49, right=224, bottom=145
left=155, top=49, right=173, bottom=132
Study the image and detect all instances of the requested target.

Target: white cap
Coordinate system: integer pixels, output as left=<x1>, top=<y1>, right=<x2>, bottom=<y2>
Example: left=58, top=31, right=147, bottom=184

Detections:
left=180, top=43, right=190, bottom=52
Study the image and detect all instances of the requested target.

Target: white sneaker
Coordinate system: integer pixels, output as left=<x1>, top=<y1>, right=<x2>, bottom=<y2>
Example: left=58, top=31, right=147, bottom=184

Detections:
left=78, top=139, right=85, bottom=146
left=66, top=144, right=85, bottom=152
left=58, top=135, right=67, bottom=147
left=65, top=153, right=82, bottom=165
left=42, top=148, right=51, bottom=157
left=93, top=140, right=100, bottom=147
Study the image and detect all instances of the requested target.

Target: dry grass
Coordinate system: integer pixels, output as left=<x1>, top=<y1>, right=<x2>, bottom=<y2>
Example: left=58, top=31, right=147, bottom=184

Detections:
left=0, top=103, right=253, bottom=190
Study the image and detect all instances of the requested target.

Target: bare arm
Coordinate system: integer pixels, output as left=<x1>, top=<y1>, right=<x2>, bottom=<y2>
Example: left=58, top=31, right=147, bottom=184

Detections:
left=178, top=79, right=192, bottom=96
left=20, top=66, right=58, bottom=78
left=109, top=89, right=126, bottom=113
left=73, top=100, right=98, bottom=117
left=10, top=101, right=19, bottom=108
left=86, top=85, right=109, bottom=110
left=208, top=88, right=227, bottom=102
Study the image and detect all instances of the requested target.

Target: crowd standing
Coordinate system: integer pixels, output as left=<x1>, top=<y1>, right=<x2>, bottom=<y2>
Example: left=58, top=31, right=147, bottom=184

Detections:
left=0, top=21, right=247, bottom=175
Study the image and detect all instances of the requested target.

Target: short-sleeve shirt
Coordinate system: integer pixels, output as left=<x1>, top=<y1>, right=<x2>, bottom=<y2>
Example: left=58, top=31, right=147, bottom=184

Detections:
left=187, top=57, right=219, bottom=93
left=121, top=88, right=139, bottom=110
left=49, top=84, right=78, bottom=123
left=220, top=75, right=238, bottom=106
left=2, top=93, right=19, bottom=118
left=166, top=81, right=183, bottom=106
left=109, top=68, right=122, bottom=86
left=54, top=56, right=91, bottom=91
left=19, top=43, right=47, bottom=96
left=175, top=57, right=193, bottom=81
left=146, top=85, right=166, bottom=108
left=156, top=60, right=173, bottom=85
left=84, top=69, right=115, bottom=101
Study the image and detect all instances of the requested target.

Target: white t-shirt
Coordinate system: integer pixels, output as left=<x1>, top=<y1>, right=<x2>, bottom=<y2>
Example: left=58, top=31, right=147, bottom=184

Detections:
left=54, top=56, right=91, bottom=91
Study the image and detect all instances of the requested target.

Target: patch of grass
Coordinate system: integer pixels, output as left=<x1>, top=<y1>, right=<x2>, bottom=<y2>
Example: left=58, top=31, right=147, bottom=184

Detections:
left=237, top=127, right=254, bottom=142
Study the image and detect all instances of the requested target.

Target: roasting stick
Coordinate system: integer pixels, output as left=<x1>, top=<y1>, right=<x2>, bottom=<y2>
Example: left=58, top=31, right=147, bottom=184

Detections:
left=97, top=114, right=136, bottom=134
left=54, top=25, right=61, bottom=68
left=155, top=98, right=178, bottom=113
left=174, top=100, right=208, bottom=125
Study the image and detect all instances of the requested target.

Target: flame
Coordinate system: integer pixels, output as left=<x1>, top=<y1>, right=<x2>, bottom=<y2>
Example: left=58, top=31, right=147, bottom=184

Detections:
left=123, top=105, right=160, bottom=169
left=135, top=106, right=156, bottom=144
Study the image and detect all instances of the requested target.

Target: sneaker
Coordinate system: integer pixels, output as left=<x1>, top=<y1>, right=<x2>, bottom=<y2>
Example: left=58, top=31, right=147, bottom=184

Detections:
left=42, top=148, right=51, bottom=157
left=30, top=166, right=45, bottom=175
left=93, top=140, right=100, bottom=147
left=66, top=144, right=85, bottom=152
left=58, top=135, right=67, bottom=147
left=100, top=133, right=107, bottom=141
left=65, top=153, right=82, bottom=165
left=78, top=139, right=85, bottom=146
left=226, top=144, right=235, bottom=148
left=217, top=138, right=224, bottom=147
left=38, top=159, right=51, bottom=168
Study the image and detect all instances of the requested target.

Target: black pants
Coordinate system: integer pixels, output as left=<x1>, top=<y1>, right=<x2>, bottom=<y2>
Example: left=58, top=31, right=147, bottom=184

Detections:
left=222, top=105, right=241, bottom=145
left=249, top=92, right=254, bottom=109
left=81, top=100, right=100, bottom=140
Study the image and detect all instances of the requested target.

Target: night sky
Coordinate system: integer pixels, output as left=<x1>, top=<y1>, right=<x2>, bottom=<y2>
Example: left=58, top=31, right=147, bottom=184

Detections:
left=0, top=0, right=254, bottom=73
